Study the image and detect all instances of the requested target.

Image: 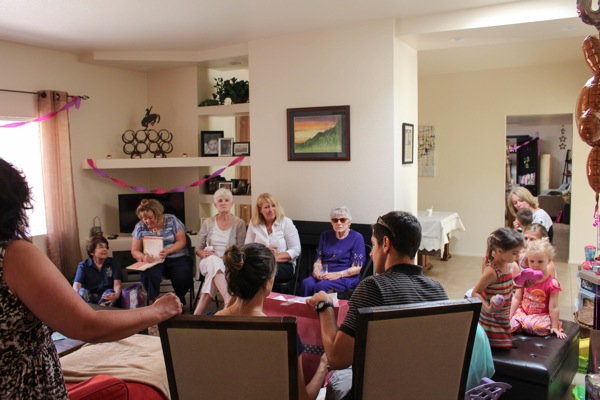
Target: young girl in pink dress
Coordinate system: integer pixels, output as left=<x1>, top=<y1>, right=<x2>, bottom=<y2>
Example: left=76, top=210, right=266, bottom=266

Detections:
left=472, top=227, right=524, bottom=348
left=510, top=238, right=566, bottom=339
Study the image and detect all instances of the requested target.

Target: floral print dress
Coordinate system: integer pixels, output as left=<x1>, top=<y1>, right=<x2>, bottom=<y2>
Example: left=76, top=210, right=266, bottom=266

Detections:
left=0, top=241, right=68, bottom=399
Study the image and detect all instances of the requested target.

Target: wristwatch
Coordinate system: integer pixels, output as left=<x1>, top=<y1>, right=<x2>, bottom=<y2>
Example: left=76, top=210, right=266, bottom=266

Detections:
left=315, top=300, right=334, bottom=314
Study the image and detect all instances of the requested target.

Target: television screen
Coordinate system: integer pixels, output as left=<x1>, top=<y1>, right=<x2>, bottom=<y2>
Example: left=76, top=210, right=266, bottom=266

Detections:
left=118, top=192, right=186, bottom=233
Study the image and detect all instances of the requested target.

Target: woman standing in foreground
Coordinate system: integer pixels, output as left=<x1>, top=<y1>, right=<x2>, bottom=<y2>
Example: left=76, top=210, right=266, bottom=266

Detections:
left=0, top=158, right=182, bottom=398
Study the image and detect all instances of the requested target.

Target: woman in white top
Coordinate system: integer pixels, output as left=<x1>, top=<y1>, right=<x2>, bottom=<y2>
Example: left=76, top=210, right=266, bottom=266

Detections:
left=245, top=193, right=301, bottom=284
left=193, top=188, right=246, bottom=315
left=507, top=186, right=554, bottom=243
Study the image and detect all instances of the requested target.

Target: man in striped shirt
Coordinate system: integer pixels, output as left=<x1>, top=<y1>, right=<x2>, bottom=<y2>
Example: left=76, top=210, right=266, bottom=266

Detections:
left=307, top=211, right=448, bottom=399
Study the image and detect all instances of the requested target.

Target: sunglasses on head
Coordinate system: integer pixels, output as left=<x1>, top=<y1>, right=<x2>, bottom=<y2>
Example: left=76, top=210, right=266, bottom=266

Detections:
left=331, top=218, right=348, bottom=224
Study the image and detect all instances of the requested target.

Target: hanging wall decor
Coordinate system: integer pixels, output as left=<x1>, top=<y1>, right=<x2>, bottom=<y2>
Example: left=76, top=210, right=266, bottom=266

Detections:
left=559, top=125, right=567, bottom=150
left=418, top=126, right=436, bottom=176
left=122, top=107, right=174, bottom=158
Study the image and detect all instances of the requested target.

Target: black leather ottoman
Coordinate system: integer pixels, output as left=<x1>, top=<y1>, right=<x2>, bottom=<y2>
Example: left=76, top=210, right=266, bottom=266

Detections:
left=491, top=320, right=580, bottom=400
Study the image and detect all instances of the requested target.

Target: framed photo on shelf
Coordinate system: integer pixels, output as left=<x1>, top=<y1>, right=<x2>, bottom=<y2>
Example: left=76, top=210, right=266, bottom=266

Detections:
left=402, top=123, right=414, bottom=164
left=199, top=131, right=224, bottom=157
left=287, top=105, right=350, bottom=161
left=233, top=141, right=251, bottom=156
left=218, top=181, right=233, bottom=191
left=218, top=138, right=234, bottom=157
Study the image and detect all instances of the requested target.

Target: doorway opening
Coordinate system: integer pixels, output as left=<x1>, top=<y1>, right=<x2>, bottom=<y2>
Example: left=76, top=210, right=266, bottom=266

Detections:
left=506, top=114, right=572, bottom=262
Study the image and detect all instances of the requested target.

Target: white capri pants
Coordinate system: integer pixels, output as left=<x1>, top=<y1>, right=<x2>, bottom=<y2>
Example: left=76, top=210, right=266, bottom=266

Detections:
left=198, top=255, right=226, bottom=298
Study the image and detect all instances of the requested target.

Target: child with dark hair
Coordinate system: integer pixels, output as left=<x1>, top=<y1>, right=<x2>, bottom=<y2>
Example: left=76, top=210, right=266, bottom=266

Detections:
left=515, top=208, right=533, bottom=232
left=472, top=227, right=524, bottom=348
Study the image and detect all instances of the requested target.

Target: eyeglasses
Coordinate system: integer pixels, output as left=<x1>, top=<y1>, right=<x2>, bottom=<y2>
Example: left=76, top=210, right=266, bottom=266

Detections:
left=331, top=218, right=348, bottom=224
left=96, top=244, right=109, bottom=249
left=376, top=216, right=395, bottom=239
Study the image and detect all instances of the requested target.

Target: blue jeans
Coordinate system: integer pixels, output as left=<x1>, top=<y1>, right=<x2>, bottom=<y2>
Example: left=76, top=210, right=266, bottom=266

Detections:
left=140, top=255, right=192, bottom=303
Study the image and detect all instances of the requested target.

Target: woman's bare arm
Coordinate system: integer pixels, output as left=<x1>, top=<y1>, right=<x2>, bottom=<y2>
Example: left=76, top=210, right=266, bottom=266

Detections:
left=4, top=240, right=181, bottom=343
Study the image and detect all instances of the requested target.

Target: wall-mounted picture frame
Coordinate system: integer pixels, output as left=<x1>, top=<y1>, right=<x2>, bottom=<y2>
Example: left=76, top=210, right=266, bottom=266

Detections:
left=218, top=137, right=234, bottom=157
left=200, top=130, right=224, bottom=157
left=402, top=123, right=414, bottom=164
left=287, top=105, right=350, bottom=161
left=218, top=181, right=233, bottom=191
left=233, top=141, right=251, bottom=156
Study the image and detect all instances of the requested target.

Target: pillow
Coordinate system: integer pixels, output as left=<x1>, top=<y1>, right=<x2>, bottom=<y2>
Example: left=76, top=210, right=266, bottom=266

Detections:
left=67, top=375, right=128, bottom=400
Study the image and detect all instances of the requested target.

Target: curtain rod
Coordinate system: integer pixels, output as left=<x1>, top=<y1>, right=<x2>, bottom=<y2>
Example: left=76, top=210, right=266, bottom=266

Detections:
left=0, top=89, right=89, bottom=100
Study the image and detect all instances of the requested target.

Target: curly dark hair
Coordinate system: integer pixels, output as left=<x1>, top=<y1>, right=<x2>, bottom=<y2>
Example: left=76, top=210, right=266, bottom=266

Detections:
left=86, top=236, right=109, bottom=257
left=223, top=243, right=276, bottom=300
left=0, top=158, right=33, bottom=242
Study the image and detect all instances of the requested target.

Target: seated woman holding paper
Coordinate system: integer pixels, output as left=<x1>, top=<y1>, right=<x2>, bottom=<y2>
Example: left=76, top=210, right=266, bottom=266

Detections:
left=193, top=188, right=246, bottom=315
left=216, top=243, right=329, bottom=400
left=73, top=236, right=122, bottom=307
left=245, top=193, right=301, bottom=284
left=131, top=198, right=192, bottom=305
left=300, top=206, right=366, bottom=296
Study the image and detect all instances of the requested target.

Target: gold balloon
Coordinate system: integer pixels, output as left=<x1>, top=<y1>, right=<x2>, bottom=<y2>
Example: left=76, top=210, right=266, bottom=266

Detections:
left=577, top=36, right=600, bottom=146
left=588, top=146, right=600, bottom=193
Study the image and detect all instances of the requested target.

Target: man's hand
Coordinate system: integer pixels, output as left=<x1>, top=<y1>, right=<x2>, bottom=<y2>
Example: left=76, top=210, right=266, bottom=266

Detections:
left=306, top=291, right=333, bottom=308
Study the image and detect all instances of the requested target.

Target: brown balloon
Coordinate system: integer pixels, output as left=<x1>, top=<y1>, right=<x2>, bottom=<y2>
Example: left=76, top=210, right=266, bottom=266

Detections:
left=588, top=146, right=600, bottom=193
left=577, top=36, right=600, bottom=146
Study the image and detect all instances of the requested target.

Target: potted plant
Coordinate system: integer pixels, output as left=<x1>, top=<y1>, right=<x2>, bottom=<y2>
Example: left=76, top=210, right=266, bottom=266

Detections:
left=198, top=77, right=249, bottom=106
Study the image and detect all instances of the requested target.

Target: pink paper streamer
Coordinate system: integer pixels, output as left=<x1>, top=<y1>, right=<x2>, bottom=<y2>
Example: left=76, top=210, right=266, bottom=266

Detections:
left=0, top=96, right=82, bottom=128
left=86, top=156, right=245, bottom=193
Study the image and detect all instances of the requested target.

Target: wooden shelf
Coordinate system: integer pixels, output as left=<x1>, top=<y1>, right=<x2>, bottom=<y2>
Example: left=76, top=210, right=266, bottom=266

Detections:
left=198, top=194, right=252, bottom=205
left=81, top=156, right=251, bottom=170
left=197, top=103, right=249, bottom=116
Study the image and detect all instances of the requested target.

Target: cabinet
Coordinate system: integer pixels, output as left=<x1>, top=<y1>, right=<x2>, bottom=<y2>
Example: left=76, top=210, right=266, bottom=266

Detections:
left=507, top=135, right=539, bottom=196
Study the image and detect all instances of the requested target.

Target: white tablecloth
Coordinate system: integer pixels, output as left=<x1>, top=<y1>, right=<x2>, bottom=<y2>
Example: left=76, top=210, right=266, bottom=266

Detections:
left=417, top=211, right=465, bottom=257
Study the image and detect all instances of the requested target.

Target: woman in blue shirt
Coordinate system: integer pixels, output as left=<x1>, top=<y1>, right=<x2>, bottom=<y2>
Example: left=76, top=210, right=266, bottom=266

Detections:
left=130, top=198, right=192, bottom=304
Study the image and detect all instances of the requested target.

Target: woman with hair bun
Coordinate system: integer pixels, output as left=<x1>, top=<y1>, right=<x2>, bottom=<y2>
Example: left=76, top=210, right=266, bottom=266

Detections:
left=216, top=243, right=328, bottom=400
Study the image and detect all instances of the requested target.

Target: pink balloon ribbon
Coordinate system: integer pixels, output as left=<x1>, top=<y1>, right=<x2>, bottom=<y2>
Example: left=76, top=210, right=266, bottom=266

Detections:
left=86, top=155, right=246, bottom=193
left=508, top=136, right=539, bottom=153
left=0, top=96, right=82, bottom=128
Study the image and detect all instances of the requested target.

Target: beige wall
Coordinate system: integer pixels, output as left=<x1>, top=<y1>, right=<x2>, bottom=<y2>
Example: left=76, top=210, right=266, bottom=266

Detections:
left=249, top=19, right=418, bottom=224
left=418, top=60, right=592, bottom=263
left=2, top=29, right=593, bottom=266
left=0, top=40, right=147, bottom=262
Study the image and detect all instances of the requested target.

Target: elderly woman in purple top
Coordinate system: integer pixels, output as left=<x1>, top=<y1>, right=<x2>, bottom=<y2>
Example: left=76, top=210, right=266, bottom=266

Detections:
left=300, top=206, right=366, bottom=296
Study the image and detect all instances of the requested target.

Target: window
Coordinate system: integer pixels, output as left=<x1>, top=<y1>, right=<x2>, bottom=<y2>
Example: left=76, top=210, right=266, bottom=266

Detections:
left=0, top=120, right=47, bottom=236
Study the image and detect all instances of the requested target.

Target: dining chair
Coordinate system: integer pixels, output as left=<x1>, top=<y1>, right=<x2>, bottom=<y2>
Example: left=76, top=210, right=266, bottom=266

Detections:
left=158, top=315, right=299, bottom=400
left=352, top=298, right=482, bottom=400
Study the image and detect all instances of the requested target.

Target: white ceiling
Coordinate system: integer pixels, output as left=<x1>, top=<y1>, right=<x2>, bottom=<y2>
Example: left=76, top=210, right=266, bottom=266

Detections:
left=0, top=0, right=598, bottom=74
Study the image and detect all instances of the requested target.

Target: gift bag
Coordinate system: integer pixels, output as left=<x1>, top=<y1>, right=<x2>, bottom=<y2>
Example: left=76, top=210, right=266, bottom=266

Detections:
left=264, top=292, right=348, bottom=382
left=121, top=283, right=147, bottom=309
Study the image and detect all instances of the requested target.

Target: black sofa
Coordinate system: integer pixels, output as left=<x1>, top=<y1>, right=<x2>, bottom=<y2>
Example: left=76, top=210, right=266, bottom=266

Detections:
left=491, top=319, right=580, bottom=400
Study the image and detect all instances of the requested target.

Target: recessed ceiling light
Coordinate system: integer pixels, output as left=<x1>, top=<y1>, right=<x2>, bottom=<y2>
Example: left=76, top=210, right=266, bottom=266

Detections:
left=561, top=26, right=577, bottom=32
left=449, top=37, right=463, bottom=43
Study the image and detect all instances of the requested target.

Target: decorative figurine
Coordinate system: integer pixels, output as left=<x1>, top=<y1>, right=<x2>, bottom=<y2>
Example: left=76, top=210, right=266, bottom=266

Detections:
left=141, top=106, right=161, bottom=129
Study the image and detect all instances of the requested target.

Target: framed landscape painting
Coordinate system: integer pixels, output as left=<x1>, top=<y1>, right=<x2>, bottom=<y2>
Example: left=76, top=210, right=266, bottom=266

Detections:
left=287, top=105, right=350, bottom=161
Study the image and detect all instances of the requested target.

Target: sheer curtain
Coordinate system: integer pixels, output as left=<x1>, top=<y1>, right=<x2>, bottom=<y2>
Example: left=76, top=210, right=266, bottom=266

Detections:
left=38, top=90, right=81, bottom=278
